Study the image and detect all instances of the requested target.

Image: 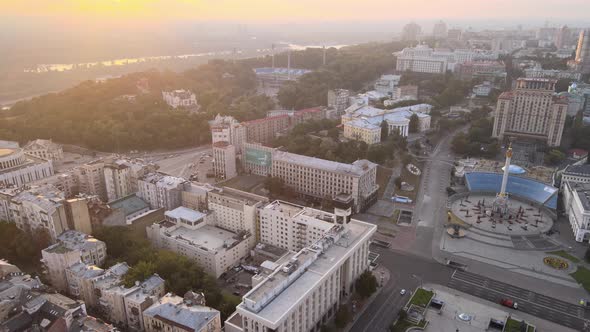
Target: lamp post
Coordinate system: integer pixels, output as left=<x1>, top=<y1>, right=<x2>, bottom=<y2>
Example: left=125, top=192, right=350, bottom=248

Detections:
left=411, top=274, right=423, bottom=288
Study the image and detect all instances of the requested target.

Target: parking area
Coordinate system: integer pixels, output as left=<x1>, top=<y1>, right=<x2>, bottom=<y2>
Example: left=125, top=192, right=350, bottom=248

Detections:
left=219, top=265, right=258, bottom=297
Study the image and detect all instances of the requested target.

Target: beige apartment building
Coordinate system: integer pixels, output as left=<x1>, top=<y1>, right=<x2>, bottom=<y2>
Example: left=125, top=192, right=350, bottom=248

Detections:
left=143, top=293, right=221, bottom=332
left=493, top=78, right=568, bottom=147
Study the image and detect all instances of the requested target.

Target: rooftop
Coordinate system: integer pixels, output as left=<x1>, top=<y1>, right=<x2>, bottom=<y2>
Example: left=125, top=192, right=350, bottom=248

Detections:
left=44, top=230, right=104, bottom=255
left=108, top=194, right=149, bottom=216
left=143, top=297, right=219, bottom=331
left=564, top=164, right=590, bottom=176
left=272, top=151, right=377, bottom=177
left=165, top=206, right=207, bottom=223
left=238, top=219, right=376, bottom=325
left=0, top=148, right=15, bottom=157
left=156, top=222, right=243, bottom=254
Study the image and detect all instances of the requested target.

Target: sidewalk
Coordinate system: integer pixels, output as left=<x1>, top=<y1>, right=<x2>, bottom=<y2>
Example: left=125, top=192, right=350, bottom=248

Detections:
left=343, top=266, right=392, bottom=332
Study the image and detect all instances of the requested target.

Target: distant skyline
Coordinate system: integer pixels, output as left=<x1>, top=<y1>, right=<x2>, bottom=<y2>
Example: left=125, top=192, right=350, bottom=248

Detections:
left=3, top=0, right=590, bottom=23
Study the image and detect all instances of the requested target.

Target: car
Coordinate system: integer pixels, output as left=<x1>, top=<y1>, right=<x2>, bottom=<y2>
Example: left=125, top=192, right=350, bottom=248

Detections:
left=400, top=289, right=407, bottom=295
left=500, top=298, right=518, bottom=309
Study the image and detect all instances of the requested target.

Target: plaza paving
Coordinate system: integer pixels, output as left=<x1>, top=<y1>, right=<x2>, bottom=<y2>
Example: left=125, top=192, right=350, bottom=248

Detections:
left=449, top=193, right=553, bottom=236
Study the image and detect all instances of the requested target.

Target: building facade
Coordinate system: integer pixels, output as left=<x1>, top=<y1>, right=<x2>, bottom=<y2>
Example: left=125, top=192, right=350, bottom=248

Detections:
left=225, top=217, right=376, bottom=332
left=0, top=144, right=54, bottom=187
left=42, top=230, right=107, bottom=292
left=327, top=89, right=351, bottom=115
left=563, top=182, right=590, bottom=242
left=213, top=142, right=237, bottom=180
left=209, top=115, right=247, bottom=154
left=143, top=293, right=221, bottom=332
left=493, top=78, right=568, bottom=147
left=162, top=89, right=199, bottom=109
left=23, top=139, right=63, bottom=161
left=575, top=29, right=590, bottom=75
left=243, top=115, right=292, bottom=145
left=147, top=206, right=251, bottom=277
left=137, top=172, right=187, bottom=210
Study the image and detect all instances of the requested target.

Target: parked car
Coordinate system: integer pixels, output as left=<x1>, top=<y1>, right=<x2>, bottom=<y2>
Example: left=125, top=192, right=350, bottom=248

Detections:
left=400, top=289, right=407, bottom=295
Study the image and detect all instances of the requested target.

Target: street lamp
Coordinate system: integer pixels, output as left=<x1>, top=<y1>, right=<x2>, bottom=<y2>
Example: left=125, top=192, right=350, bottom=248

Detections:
left=411, top=274, right=423, bottom=288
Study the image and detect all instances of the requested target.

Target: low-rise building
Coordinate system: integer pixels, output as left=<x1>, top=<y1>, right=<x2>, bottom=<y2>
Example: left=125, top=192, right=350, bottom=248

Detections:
left=162, top=89, right=199, bottom=109
left=138, top=172, right=187, bottom=210
left=473, top=81, right=494, bottom=97
left=147, top=206, right=251, bottom=277
left=23, top=139, right=63, bottom=161
left=143, top=292, right=221, bottom=332
left=108, top=194, right=151, bottom=224
left=563, top=182, right=590, bottom=242
left=327, top=89, right=351, bottom=115
left=561, top=164, right=590, bottom=190
left=225, top=217, right=376, bottom=332
left=41, top=230, right=107, bottom=292
left=524, top=64, right=582, bottom=80
left=342, top=103, right=432, bottom=142
left=374, top=75, right=401, bottom=97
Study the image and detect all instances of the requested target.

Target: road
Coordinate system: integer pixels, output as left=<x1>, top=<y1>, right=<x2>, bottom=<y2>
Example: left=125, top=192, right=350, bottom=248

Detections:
left=448, top=270, right=589, bottom=330
left=350, top=249, right=454, bottom=332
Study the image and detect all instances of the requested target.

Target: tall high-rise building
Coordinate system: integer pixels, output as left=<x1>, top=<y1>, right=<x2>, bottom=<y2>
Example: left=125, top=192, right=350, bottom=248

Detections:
left=432, top=20, right=447, bottom=39
left=493, top=78, right=568, bottom=147
left=554, top=25, right=570, bottom=49
left=401, top=22, right=422, bottom=41
left=575, top=29, right=590, bottom=75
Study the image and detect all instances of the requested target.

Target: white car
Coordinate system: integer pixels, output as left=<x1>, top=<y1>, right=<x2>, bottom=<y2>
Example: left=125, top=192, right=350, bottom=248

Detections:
left=400, top=289, right=407, bottom=295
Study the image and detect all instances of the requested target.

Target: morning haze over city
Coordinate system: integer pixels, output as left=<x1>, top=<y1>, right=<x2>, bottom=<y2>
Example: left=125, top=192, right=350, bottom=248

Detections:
left=2, top=1, right=590, bottom=331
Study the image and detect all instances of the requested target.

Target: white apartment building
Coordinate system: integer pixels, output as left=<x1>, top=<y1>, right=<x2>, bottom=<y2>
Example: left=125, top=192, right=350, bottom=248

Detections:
left=342, top=104, right=432, bottom=143
left=162, top=89, right=199, bottom=109
left=563, top=182, right=590, bottom=242
left=0, top=143, right=54, bottom=187
left=143, top=293, right=221, bottom=332
left=560, top=164, right=590, bottom=191
left=396, top=45, right=497, bottom=74
left=42, top=230, right=107, bottom=292
left=75, top=161, right=107, bottom=201
left=271, top=152, right=379, bottom=213
left=343, top=119, right=382, bottom=145
left=182, top=182, right=214, bottom=211
left=147, top=206, right=252, bottom=277
left=99, top=274, right=166, bottom=330
left=9, top=184, right=69, bottom=242
left=493, top=78, right=568, bottom=147
left=65, top=262, right=105, bottom=307
left=213, top=142, right=237, bottom=180
left=327, top=89, right=351, bottom=115
left=207, top=187, right=268, bottom=243
left=209, top=114, right=247, bottom=154
left=23, top=139, right=63, bottom=161
left=524, top=64, right=582, bottom=81
left=225, top=216, right=376, bottom=332
left=104, top=162, right=132, bottom=202
left=374, top=75, right=401, bottom=97
left=259, top=201, right=339, bottom=252
left=138, top=172, right=187, bottom=210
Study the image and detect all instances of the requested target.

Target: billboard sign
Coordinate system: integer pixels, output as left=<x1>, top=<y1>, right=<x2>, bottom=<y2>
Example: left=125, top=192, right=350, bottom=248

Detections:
left=245, top=148, right=272, bottom=167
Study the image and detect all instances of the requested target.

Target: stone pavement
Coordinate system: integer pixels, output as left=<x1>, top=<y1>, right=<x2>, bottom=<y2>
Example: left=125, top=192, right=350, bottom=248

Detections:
left=441, top=233, right=580, bottom=288
left=423, top=284, right=577, bottom=332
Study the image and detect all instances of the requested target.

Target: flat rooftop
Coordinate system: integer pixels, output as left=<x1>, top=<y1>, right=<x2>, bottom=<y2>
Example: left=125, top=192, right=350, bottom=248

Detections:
left=272, top=150, right=376, bottom=177
left=161, top=223, right=240, bottom=253
left=165, top=206, right=206, bottom=223
left=238, top=219, right=376, bottom=325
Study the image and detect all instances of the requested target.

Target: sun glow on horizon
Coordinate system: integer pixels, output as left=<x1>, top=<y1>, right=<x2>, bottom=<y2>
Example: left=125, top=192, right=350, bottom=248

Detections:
left=2, top=0, right=590, bottom=22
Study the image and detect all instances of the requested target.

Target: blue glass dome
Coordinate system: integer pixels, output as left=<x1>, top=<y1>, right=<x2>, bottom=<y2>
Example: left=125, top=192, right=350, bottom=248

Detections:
left=502, top=164, right=526, bottom=175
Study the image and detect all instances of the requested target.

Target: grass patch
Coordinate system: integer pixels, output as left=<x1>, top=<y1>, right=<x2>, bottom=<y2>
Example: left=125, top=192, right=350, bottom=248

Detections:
left=408, top=288, right=434, bottom=307
left=390, top=319, right=426, bottom=332
left=547, top=250, right=580, bottom=263
left=571, top=266, right=590, bottom=292
left=399, top=163, right=422, bottom=201
left=504, top=317, right=530, bottom=332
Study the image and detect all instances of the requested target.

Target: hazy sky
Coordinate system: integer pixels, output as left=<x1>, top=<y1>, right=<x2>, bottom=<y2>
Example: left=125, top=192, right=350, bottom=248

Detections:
left=3, top=0, right=590, bottom=22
